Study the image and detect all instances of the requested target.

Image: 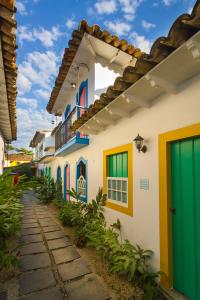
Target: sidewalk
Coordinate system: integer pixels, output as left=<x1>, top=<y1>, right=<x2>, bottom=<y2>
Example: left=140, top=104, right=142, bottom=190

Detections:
left=18, top=191, right=111, bottom=300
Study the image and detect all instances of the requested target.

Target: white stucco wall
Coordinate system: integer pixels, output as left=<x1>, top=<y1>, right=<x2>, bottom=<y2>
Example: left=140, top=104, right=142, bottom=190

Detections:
left=47, top=74, right=200, bottom=270
left=62, top=62, right=119, bottom=119
left=0, top=133, right=4, bottom=174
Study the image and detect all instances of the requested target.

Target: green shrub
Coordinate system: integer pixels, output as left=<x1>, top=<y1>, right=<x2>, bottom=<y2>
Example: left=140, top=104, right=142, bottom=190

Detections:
left=0, top=171, right=29, bottom=269
left=36, top=176, right=57, bottom=204
left=58, top=187, right=163, bottom=298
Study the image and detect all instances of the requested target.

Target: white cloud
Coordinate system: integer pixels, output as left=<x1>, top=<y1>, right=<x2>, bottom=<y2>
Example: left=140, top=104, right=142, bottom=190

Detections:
left=119, top=0, right=143, bottom=18
left=17, top=97, right=38, bottom=109
left=66, top=18, right=77, bottom=30
left=188, top=6, right=193, bottom=14
left=33, top=26, right=62, bottom=47
left=16, top=1, right=27, bottom=15
left=18, top=26, right=35, bottom=44
left=124, top=14, right=135, bottom=21
left=35, top=89, right=50, bottom=100
left=162, top=0, right=174, bottom=6
left=104, top=20, right=131, bottom=36
left=17, top=25, right=63, bottom=48
left=95, top=0, right=117, bottom=14
left=131, top=32, right=152, bottom=53
left=18, top=51, right=58, bottom=95
left=17, top=73, right=32, bottom=95
left=142, top=20, right=156, bottom=30
left=95, top=63, right=119, bottom=90
left=13, top=108, right=54, bottom=148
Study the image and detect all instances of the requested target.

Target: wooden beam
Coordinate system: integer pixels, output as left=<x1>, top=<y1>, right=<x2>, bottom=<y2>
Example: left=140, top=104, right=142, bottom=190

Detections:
left=145, top=74, right=178, bottom=94
left=80, top=125, right=99, bottom=135
left=89, top=121, right=106, bottom=131
left=186, top=39, right=200, bottom=61
left=84, top=34, right=96, bottom=58
left=122, top=93, right=151, bottom=108
left=109, top=49, right=120, bottom=64
left=107, top=106, right=130, bottom=118
left=93, top=115, right=115, bottom=125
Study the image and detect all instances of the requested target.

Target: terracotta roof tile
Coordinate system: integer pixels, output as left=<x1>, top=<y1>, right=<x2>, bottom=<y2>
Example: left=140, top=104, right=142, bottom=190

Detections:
left=0, top=0, right=17, bottom=140
left=46, top=20, right=143, bottom=114
left=71, top=0, right=200, bottom=131
left=7, top=154, right=32, bottom=162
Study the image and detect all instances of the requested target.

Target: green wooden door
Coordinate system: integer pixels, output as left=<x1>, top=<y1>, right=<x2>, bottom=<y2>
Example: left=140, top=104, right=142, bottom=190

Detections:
left=171, top=137, right=200, bottom=300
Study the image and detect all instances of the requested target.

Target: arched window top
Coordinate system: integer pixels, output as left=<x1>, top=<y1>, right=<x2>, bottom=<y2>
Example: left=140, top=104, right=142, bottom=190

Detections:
left=76, top=157, right=88, bottom=203
left=57, top=166, right=61, bottom=182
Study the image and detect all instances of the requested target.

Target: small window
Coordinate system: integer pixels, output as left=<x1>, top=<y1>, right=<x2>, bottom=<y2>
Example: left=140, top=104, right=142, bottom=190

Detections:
left=107, top=151, right=128, bottom=206
left=103, top=144, right=133, bottom=216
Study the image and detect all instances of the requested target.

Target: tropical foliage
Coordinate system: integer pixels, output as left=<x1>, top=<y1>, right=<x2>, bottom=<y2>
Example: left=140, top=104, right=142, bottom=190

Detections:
left=58, top=188, right=162, bottom=299
left=0, top=171, right=29, bottom=269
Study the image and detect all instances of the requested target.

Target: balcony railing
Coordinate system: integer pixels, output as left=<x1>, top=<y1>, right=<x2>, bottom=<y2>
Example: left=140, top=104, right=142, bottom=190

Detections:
left=55, top=109, right=76, bottom=151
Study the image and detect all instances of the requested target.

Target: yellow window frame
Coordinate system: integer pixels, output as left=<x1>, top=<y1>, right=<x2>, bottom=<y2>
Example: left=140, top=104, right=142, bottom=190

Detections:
left=103, top=143, right=133, bottom=216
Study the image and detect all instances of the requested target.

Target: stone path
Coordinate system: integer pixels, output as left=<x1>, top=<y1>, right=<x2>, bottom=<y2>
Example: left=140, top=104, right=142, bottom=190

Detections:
left=18, top=192, right=111, bottom=300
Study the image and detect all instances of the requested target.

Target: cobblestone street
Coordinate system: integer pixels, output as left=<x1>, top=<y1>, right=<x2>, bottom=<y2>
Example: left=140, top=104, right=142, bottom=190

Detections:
left=19, top=192, right=111, bottom=300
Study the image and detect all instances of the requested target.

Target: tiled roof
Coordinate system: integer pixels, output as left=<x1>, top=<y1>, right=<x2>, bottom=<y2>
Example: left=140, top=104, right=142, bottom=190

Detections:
left=51, top=122, right=62, bottom=136
left=7, top=153, right=32, bottom=162
left=71, top=0, right=200, bottom=132
left=0, top=0, right=17, bottom=140
left=29, top=130, right=50, bottom=148
left=46, top=20, right=143, bottom=114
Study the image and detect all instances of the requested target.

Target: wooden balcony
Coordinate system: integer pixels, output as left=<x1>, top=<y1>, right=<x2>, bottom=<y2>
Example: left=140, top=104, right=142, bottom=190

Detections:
left=55, top=108, right=89, bottom=156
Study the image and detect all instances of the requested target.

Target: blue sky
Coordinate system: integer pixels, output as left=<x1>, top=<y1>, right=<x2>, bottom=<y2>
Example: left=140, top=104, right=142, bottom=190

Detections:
left=14, top=0, right=196, bottom=148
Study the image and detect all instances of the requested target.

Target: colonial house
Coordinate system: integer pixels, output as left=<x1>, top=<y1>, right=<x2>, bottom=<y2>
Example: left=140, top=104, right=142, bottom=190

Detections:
left=5, top=153, right=32, bottom=167
left=30, top=129, right=55, bottom=177
left=43, top=1, right=200, bottom=299
left=0, top=0, right=17, bottom=173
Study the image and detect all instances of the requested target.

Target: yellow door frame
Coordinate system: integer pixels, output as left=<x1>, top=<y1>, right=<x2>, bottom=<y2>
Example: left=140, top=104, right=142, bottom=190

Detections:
left=159, top=123, right=200, bottom=289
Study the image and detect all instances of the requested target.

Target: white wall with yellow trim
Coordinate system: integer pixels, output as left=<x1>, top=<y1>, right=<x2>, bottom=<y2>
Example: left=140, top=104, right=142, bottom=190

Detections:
left=48, top=74, right=200, bottom=272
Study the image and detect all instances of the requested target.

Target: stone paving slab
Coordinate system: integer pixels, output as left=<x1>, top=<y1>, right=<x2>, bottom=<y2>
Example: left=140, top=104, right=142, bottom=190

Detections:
left=58, top=258, right=92, bottom=281
left=22, top=223, right=38, bottom=229
left=37, top=214, right=51, bottom=219
left=44, top=230, right=65, bottom=240
left=19, top=269, right=56, bottom=295
left=20, top=253, right=51, bottom=271
left=38, top=218, right=53, bottom=223
left=22, top=218, right=36, bottom=224
left=22, top=214, right=35, bottom=219
left=39, top=220, right=57, bottom=226
left=65, top=274, right=111, bottom=300
left=18, top=286, right=63, bottom=300
left=21, top=227, right=41, bottom=236
left=47, top=237, right=72, bottom=250
left=23, top=209, right=34, bottom=213
left=42, top=225, right=61, bottom=233
left=52, top=246, right=80, bottom=264
left=21, top=242, right=46, bottom=255
left=21, top=234, right=43, bottom=243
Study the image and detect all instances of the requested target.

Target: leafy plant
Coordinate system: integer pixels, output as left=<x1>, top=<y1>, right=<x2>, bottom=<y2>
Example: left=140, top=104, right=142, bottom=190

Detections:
left=0, top=171, right=30, bottom=269
left=36, top=176, right=57, bottom=204
left=58, top=186, right=163, bottom=298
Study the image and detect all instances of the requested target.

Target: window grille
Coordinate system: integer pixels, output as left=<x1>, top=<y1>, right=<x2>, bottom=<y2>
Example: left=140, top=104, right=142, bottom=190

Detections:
left=107, top=177, right=128, bottom=204
left=77, top=175, right=86, bottom=197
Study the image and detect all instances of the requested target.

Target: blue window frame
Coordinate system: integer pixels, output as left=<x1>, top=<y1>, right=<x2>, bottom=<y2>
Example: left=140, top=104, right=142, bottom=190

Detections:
left=64, top=104, right=71, bottom=120
left=64, top=162, right=70, bottom=202
left=76, top=79, right=88, bottom=118
left=56, top=166, right=61, bottom=185
left=76, top=157, right=88, bottom=203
